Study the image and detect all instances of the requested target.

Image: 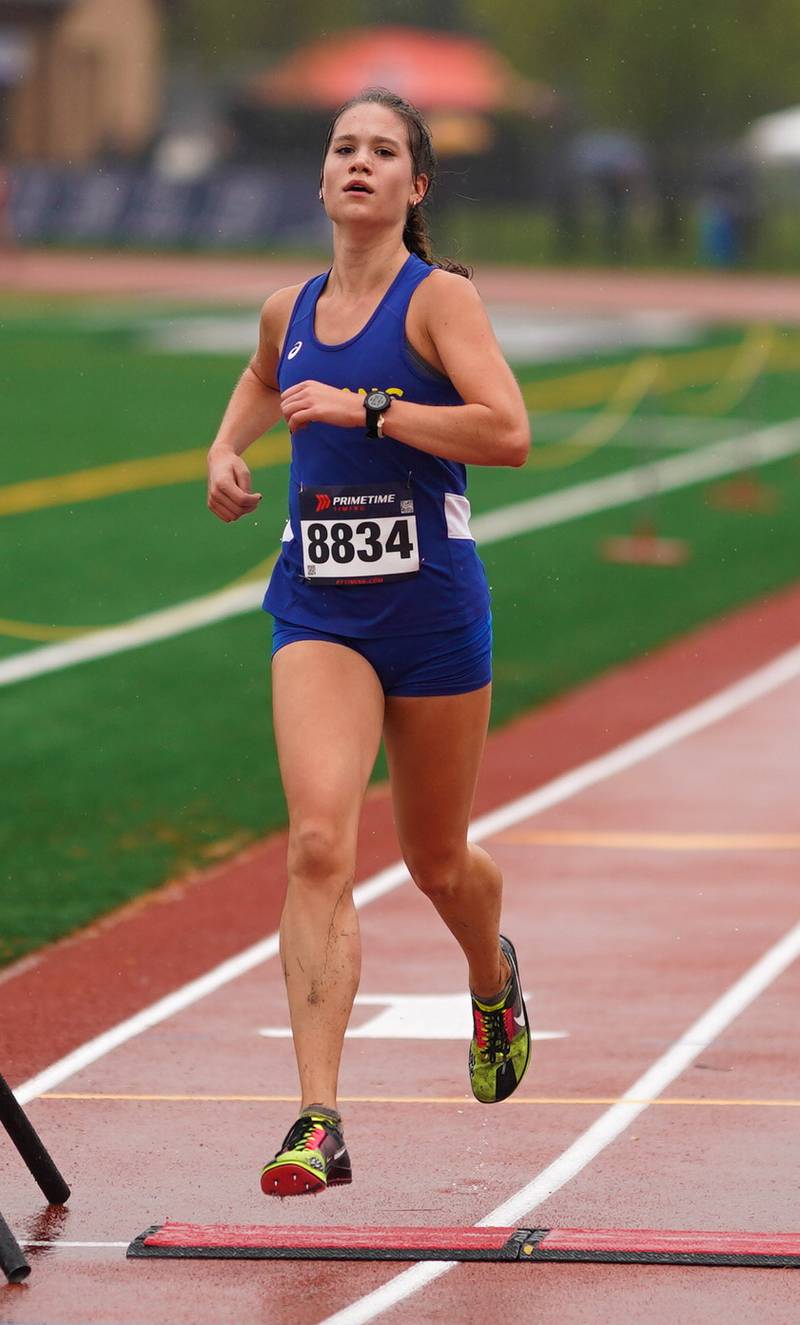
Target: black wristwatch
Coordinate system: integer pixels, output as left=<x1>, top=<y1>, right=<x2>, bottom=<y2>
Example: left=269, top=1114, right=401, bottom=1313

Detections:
left=364, top=389, right=392, bottom=439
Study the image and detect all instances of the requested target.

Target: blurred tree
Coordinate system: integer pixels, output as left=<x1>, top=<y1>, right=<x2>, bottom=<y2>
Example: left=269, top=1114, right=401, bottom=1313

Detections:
left=168, top=0, right=364, bottom=64
left=467, top=0, right=800, bottom=251
left=168, top=0, right=475, bottom=63
left=375, top=0, right=474, bottom=29
left=469, top=0, right=800, bottom=139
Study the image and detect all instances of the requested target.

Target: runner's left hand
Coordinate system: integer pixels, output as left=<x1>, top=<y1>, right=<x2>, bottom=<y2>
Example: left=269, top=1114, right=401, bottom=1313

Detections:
left=281, top=381, right=363, bottom=432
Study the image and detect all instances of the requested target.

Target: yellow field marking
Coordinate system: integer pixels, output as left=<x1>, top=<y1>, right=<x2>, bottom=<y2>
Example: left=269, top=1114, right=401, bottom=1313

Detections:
left=0, top=431, right=290, bottom=518
left=522, top=329, right=800, bottom=415
left=493, top=830, right=800, bottom=851
left=666, top=324, right=775, bottom=417
left=0, top=618, right=92, bottom=642
left=523, top=344, right=724, bottom=411
left=0, top=553, right=278, bottom=642
left=41, top=1092, right=800, bottom=1108
left=227, top=553, right=277, bottom=587
left=518, top=326, right=796, bottom=473
left=3, top=328, right=799, bottom=640
left=523, top=361, right=636, bottom=413
left=3, top=331, right=799, bottom=522
left=529, top=356, right=661, bottom=471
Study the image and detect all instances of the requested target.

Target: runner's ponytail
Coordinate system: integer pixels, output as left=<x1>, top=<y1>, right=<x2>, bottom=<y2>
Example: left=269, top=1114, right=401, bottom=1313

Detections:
left=403, top=200, right=471, bottom=278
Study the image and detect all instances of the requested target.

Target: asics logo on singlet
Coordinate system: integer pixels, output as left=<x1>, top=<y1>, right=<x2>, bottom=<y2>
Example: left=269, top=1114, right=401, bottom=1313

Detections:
left=315, top=493, right=332, bottom=512
left=287, top=340, right=303, bottom=360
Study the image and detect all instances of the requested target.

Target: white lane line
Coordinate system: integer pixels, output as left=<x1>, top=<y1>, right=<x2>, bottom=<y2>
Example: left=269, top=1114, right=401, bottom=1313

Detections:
left=20, top=1241, right=129, bottom=1249
left=535, top=411, right=754, bottom=448
left=465, top=642, right=800, bottom=844
left=0, top=580, right=262, bottom=689
left=142, top=308, right=697, bottom=360
left=470, top=416, right=800, bottom=544
left=315, top=916, right=800, bottom=1325
left=3, top=416, right=799, bottom=689
left=15, top=640, right=800, bottom=1111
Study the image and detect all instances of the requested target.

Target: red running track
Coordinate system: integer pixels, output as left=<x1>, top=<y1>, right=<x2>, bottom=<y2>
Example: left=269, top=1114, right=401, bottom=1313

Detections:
left=6, top=249, right=800, bottom=322
left=2, top=584, right=800, bottom=1324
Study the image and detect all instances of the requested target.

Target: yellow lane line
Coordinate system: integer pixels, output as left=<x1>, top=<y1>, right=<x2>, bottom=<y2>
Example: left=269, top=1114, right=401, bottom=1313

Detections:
left=4, top=332, right=800, bottom=520
left=521, top=345, right=732, bottom=412
left=669, top=324, right=774, bottom=417
left=522, top=334, right=800, bottom=414
left=225, top=553, right=277, bottom=587
left=0, top=552, right=278, bottom=642
left=493, top=830, right=800, bottom=851
left=40, top=1093, right=800, bottom=1108
left=529, top=356, right=661, bottom=471
left=0, top=618, right=93, bottom=642
left=0, top=432, right=290, bottom=517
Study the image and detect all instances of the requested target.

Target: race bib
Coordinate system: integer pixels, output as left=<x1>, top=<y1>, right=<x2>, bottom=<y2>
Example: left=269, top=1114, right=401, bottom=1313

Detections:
left=299, top=483, right=420, bottom=585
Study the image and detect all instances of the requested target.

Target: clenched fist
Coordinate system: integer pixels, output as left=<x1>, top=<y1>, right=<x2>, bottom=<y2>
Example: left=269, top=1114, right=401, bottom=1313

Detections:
left=207, top=448, right=262, bottom=523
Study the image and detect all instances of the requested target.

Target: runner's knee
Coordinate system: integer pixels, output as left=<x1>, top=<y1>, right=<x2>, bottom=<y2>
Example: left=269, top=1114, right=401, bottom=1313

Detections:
left=404, top=845, right=468, bottom=901
left=288, top=819, right=355, bottom=890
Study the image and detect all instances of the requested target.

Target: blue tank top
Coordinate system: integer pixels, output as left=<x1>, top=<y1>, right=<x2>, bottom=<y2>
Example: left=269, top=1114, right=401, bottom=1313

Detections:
left=263, top=252, right=490, bottom=636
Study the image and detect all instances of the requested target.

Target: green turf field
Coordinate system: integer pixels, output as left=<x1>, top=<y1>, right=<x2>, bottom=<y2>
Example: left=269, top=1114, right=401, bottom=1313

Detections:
left=2, top=302, right=799, bottom=966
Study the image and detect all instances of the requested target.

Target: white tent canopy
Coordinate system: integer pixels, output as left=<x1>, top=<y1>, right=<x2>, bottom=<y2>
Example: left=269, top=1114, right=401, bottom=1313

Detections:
left=745, top=105, right=800, bottom=162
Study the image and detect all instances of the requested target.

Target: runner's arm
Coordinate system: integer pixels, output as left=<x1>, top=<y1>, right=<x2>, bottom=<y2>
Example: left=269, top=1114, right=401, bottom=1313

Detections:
left=381, top=271, right=530, bottom=467
left=207, top=286, right=299, bottom=522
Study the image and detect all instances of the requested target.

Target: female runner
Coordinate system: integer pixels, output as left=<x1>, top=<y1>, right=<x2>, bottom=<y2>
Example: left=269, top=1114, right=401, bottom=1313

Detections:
left=207, top=88, right=532, bottom=1197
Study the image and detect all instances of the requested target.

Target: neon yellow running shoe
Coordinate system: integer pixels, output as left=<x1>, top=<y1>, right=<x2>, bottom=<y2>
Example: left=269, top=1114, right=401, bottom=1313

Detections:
left=260, top=1108, right=351, bottom=1197
left=469, top=935, right=531, bottom=1104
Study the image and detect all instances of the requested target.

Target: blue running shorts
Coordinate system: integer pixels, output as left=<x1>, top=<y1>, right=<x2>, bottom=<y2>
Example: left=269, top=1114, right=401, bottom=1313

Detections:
left=271, top=611, right=492, bottom=697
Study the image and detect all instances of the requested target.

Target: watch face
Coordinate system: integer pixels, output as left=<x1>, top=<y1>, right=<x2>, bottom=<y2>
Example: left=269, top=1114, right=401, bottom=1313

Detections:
left=365, top=390, right=391, bottom=411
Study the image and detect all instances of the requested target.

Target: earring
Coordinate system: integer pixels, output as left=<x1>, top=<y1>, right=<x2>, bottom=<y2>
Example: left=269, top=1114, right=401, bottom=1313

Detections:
left=318, top=189, right=323, bottom=201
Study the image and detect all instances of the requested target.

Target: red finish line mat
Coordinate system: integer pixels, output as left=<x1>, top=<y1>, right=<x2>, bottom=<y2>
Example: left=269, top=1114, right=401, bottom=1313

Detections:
left=127, top=1223, right=800, bottom=1267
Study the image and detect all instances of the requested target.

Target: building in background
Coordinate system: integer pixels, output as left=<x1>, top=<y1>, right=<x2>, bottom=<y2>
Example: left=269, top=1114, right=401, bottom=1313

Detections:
left=1, top=0, right=165, bottom=162
left=1, top=7, right=793, bottom=267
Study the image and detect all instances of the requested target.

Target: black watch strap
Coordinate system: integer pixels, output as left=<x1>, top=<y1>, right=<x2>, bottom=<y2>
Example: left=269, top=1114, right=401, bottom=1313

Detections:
left=364, top=390, right=392, bottom=438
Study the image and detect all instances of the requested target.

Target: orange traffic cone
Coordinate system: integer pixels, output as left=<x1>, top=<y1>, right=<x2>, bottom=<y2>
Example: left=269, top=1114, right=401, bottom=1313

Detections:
left=600, top=514, right=690, bottom=566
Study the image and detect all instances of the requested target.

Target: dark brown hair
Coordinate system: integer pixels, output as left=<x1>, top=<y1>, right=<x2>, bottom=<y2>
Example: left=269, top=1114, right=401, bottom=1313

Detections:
left=320, top=87, right=472, bottom=279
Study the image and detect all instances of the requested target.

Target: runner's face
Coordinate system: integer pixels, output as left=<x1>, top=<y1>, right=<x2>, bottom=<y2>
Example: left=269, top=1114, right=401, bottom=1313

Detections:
left=321, top=103, right=427, bottom=231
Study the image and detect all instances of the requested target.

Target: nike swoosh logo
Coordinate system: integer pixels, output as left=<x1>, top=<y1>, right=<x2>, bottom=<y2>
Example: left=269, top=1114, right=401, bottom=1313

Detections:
left=514, top=1013, right=527, bottom=1027
left=333, top=1146, right=346, bottom=1160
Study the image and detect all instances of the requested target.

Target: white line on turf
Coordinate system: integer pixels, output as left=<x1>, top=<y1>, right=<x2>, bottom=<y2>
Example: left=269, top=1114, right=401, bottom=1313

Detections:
left=3, top=416, right=799, bottom=689
left=469, top=416, right=800, bottom=544
left=20, top=1241, right=129, bottom=1249
left=0, top=581, right=261, bottom=689
left=314, top=914, right=800, bottom=1325
left=15, top=641, right=800, bottom=1112
left=536, top=410, right=755, bottom=446
left=142, top=308, right=697, bottom=361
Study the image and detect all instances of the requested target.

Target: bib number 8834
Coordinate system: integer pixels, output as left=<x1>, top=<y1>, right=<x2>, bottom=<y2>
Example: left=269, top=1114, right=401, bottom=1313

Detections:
left=306, top=519, right=413, bottom=566
left=298, top=483, right=420, bottom=583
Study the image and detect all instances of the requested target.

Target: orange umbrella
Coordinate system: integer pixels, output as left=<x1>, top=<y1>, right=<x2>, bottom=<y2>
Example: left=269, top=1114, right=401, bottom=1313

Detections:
left=251, top=26, right=543, bottom=114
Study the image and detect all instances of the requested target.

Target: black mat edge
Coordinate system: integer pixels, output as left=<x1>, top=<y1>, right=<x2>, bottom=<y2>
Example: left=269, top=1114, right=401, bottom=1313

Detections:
left=127, top=1225, right=162, bottom=1259
left=522, top=1248, right=800, bottom=1268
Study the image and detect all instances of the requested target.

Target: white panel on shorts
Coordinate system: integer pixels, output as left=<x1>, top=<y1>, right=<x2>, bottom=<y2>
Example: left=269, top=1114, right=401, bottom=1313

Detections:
left=281, top=520, right=294, bottom=543
left=443, top=492, right=474, bottom=540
